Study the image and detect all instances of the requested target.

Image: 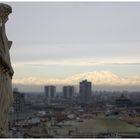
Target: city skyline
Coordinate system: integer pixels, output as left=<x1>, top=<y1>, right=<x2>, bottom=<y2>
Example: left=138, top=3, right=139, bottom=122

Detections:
left=6, top=2, right=140, bottom=91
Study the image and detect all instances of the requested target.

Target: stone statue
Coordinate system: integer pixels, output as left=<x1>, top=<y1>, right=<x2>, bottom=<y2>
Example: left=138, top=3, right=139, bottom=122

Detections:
left=0, top=3, right=14, bottom=137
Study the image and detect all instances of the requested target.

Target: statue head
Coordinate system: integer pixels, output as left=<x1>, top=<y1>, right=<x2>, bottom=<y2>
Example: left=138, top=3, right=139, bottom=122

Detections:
left=0, top=3, right=12, bottom=25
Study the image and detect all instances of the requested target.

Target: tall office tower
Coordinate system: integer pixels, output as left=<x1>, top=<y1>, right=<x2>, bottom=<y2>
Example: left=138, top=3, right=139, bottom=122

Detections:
left=63, top=86, right=74, bottom=99
left=13, top=88, right=25, bottom=113
left=44, top=85, right=56, bottom=98
left=79, top=80, right=92, bottom=103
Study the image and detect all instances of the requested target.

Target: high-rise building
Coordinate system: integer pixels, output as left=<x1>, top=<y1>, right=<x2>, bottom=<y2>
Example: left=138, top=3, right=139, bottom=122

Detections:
left=63, top=86, right=74, bottom=99
left=44, top=85, right=56, bottom=98
left=13, top=88, right=25, bottom=113
left=79, top=80, right=92, bottom=103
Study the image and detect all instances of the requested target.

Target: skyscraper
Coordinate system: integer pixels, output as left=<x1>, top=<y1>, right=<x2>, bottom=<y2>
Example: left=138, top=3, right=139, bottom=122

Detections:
left=13, top=88, right=25, bottom=113
left=44, top=85, right=56, bottom=98
left=79, top=80, right=92, bottom=103
left=63, top=86, right=74, bottom=99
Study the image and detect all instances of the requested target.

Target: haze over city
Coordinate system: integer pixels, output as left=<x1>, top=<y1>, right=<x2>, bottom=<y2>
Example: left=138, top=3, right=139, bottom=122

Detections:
left=6, top=2, right=140, bottom=92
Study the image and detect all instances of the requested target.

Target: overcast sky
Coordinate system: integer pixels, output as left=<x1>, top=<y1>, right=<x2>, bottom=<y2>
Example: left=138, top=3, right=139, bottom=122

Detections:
left=5, top=2, right=140, bottom=91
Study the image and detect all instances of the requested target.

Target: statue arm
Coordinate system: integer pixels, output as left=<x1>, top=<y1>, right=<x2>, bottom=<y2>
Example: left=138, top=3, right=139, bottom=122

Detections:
left=0, top=51, right=14, bottom=78
left=0, top=35, right=13, bottom=77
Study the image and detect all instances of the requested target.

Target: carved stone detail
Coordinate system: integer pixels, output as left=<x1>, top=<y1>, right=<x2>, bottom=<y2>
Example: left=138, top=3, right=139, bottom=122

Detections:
left=0, top=3, right=13, bottom=137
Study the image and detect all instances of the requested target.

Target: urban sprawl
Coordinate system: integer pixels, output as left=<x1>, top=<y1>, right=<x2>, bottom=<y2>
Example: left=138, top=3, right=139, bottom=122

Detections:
left=9, top=80, right=140, bottom=138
